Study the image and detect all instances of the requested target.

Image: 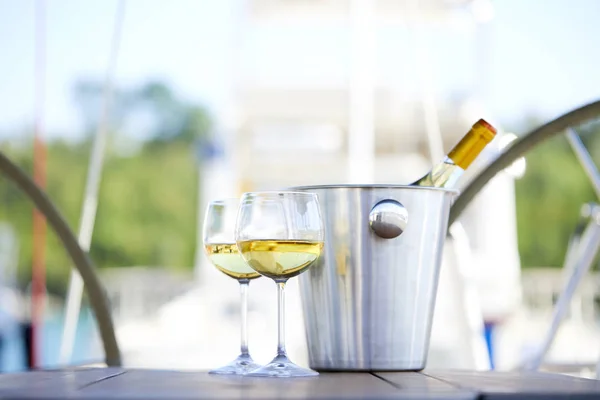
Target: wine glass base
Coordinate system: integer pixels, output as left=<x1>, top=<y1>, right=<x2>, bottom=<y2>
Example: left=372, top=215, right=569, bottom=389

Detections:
left=208, top=354, right=261, bottom=375
left=245, top=355, right=319, bottom=378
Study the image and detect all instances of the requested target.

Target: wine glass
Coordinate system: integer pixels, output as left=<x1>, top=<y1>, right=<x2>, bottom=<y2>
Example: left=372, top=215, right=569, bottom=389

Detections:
left=235, top=191, right=324, bottom=377
left=203, top=198, right=262, bottom=375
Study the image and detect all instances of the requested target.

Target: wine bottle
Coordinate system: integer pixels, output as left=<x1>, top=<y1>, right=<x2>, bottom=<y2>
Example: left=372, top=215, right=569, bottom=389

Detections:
left=412, top=119, right=497, bottom=188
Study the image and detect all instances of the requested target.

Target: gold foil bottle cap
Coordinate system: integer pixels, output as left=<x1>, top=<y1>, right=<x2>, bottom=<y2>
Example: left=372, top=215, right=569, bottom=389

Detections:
left=472, top=118, right=497, bottom=142
left=448, top=119, right=497, bottom=170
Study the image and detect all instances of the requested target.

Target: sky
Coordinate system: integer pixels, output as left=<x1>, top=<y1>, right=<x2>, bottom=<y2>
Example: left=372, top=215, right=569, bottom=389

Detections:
left=0, top=0, right=599, bottom=140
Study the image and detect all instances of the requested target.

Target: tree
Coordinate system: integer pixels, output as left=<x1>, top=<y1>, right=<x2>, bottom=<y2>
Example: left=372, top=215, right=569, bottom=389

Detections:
left=514, top=118, right=600, bottom=268
left=0, top=78, right=212, bottom=296
left=73, top=78, right=212, bottom=144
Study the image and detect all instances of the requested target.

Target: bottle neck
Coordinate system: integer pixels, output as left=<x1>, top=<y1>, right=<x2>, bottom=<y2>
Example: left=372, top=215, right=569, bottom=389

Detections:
left=412, top=119, right=496, bottom=188
left=423, top=157, right=463, bottom=188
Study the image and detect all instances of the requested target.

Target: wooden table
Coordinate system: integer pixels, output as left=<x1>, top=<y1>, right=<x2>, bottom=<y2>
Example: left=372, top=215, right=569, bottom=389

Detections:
left=1, top=367, right=600, bottom=399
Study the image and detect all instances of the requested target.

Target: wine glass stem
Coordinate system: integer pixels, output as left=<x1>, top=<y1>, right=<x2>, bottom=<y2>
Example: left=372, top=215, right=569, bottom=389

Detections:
left=276, top=280, right=287, bottom=357
left=239, top=279, right=250, bottom=356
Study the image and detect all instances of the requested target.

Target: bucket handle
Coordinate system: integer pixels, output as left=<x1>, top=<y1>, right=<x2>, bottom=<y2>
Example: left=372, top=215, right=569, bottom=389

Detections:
left=368, top=199, right=408, bottom=239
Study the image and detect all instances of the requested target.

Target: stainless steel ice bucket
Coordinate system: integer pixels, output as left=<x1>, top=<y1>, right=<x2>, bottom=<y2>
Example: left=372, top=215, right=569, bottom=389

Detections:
left=290, top=184, right=456, bottom=371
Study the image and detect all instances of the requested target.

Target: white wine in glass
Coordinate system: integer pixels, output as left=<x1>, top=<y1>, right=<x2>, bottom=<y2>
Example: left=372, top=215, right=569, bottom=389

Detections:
left=236, top=191, right=324, bottom=378
left=205, top=243, right=261, bottom=280
left=203, top=198, right=262, bottom=375
left=236, top=240, right=323, bottom=280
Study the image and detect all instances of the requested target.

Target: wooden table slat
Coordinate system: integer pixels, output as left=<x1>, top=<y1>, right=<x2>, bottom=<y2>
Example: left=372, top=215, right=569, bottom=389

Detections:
left=81, top=369, right=407, bottom=399
left=0, top=367, right=125, bottom=398
left=374, top=372, right=477, bottom=399
left=424, top=370, right=600, bottom=400
left=0, top=368, right=598, bottom=399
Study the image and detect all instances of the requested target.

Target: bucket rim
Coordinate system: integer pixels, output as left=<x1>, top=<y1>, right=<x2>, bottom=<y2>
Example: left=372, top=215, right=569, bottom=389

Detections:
left=288, top=184, right=459, bottom=195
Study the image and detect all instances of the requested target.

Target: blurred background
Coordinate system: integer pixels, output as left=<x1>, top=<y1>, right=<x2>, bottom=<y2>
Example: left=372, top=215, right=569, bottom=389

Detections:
left=1, top=0, right=600, bottom=376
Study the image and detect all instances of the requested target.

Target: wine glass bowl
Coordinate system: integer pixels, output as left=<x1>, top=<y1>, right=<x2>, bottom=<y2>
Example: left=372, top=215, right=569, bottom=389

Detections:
left=205, top=243, right=261, bottom=281
left=235, top=191, right=324, bottom=378
left=204, top=199, right=261, bottom=282
left=203, top=198, right=262, bottom=375
left=237, top=240, right=322, bottom=280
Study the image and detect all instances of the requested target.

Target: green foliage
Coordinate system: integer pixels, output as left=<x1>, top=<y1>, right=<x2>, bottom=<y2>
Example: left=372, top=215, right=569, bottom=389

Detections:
left=514, top=123, right=600, bottom=267
left=0, top=138, right=200, bottom=296
left=0, top=79, right=210, bottom=296
left=90, top=141, right=198, bottom=268
left=73, top=78, right=210, bottom=144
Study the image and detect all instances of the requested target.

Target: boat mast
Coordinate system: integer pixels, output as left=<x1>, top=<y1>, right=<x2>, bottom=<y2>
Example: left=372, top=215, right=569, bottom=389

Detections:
left=58, top=0, right=127, bottom=365
left=31, top=0, right=47, bottom=369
